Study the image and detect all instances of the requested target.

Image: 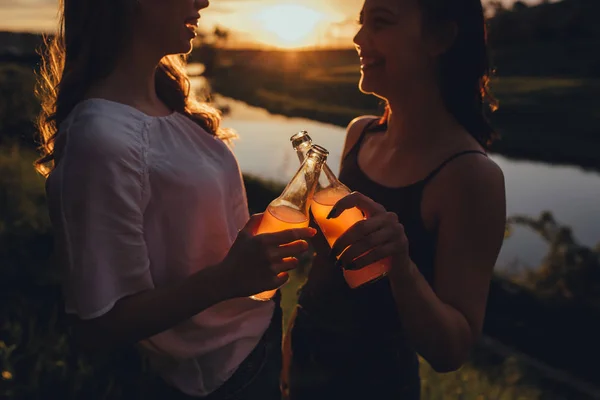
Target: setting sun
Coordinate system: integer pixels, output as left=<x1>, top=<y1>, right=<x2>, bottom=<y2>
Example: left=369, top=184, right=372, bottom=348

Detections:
left=253, top=4, right=325, bottom=49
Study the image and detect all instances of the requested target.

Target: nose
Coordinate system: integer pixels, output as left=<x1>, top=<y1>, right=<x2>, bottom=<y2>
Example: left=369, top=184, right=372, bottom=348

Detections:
left=353, top=25, right=366, bottom=48
left=195, top=0, right=209, bottom=10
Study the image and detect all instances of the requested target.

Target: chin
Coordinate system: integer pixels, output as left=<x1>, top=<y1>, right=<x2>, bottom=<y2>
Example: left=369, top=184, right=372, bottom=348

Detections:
left=167, top=41, right=194, bottom=56
left=359, top=75, right=386, bottom=98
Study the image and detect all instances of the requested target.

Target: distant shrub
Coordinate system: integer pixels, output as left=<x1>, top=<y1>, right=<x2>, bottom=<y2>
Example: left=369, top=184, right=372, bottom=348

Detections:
left=0, top=64, right=40, bottom=148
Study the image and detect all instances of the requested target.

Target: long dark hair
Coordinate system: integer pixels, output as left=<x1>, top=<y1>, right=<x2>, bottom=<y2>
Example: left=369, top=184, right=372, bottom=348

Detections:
left=35, top=0, right=233, bottom=176
left=379, top=0, right=498, bottom=148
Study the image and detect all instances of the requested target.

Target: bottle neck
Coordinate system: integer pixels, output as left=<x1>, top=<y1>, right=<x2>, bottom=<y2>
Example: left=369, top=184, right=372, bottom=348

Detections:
left=294, top=141, right=312, bottom=163
left=276, top=151, right=328, bottom=215
left=293, top=143, right=344, bottom=193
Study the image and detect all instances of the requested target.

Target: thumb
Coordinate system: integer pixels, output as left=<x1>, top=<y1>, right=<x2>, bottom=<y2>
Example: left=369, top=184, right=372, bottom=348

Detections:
left=241, top=213, right=264, bottom=236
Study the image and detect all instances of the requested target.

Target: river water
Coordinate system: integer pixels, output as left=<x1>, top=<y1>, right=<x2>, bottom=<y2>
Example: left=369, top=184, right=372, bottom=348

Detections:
left=190, top=75, right=600, bottom=272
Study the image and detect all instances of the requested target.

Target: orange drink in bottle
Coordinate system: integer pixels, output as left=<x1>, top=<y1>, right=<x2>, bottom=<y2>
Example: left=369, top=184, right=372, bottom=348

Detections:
left=250, top=205, right=309, bottom=301
left=311, top=187, right=390, bottom=289
left=290, top=132, right=390, bottom=288
left=248, top=145, right=329, bottom=301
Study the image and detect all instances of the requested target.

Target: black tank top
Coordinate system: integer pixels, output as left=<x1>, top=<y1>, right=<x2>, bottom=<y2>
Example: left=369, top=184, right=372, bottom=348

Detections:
left=298, top=119, right=487, bottom=339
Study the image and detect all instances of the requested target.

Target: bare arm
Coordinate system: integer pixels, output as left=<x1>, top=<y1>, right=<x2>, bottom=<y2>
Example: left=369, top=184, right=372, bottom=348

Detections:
left=329, top=155, right=505, bottom=372
left=387, top=156, right=506, bottom=371
left=74, top=216, right=316, bottom=353
left=73, top=263, right=231, bottom=352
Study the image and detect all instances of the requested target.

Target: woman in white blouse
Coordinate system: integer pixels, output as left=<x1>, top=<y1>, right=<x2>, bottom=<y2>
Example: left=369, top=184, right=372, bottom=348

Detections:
left=35, top=0, right=315, bottom=398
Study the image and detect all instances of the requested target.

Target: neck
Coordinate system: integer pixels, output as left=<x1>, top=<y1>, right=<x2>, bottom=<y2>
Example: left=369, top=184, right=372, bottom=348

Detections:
left=384, top=81, right=460, bottom=151
left=88, top=35, right=165, bottom=111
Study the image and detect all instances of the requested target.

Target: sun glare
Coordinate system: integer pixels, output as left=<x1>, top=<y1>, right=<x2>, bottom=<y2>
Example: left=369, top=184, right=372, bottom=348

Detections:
left=254, top=4, right=325, bottom=49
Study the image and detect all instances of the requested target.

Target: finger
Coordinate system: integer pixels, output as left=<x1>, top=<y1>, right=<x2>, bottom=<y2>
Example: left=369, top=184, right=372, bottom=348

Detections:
left=330, top=215, right=388, bottom=258
left=269, top=241, right=309, bottom=260
left=272, top=271, right=290, bottom=288
left=327, top=192, right=385, bottom=220
left=337, top=227, right=392, bottom=266
left=240, top=213, right=265, bottom=237
left=346, top=242, right=397, bottom=270
left=271, top=257, right=299, bottom=274
left=331, top=212, right=400, bottom=257
left=261, top=227, right=317, bottom=246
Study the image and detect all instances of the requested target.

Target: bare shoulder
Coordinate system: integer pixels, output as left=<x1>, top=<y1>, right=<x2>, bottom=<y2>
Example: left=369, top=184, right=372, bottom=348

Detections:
left=432, top=153, right=506, bottom=212
left=455, top=154, right=504, bottom=191
left=342, top=115, right=380, bottom=159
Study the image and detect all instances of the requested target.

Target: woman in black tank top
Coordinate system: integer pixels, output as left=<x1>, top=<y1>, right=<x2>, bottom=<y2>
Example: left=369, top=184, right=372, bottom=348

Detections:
left=284, top=0, right=506, bottom=399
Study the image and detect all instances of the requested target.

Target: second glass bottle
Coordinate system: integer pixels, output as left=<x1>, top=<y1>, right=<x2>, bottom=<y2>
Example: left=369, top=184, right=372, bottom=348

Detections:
left=250, top=144, right=330, bottom=301
left=290, top=131, right=391, bottom=289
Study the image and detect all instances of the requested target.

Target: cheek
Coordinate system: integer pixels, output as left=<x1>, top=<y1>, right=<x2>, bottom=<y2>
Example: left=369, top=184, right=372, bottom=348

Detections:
left=151, top=15, right=185, bottom=44
left=143, top=2, right=182, bottom=33
left=380, top=30, right=429, bottom=76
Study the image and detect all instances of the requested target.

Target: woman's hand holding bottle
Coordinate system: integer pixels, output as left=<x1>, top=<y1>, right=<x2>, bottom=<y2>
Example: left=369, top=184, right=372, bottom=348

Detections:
left=221, top=213, right=316, bottom=299
left=328, top=192, right=411, bottom=275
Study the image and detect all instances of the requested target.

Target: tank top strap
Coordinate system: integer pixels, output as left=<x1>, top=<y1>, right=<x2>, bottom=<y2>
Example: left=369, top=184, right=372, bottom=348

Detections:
left=343, top=118, right=381, bottom=161
left=422, top=150, right=488, bottom=184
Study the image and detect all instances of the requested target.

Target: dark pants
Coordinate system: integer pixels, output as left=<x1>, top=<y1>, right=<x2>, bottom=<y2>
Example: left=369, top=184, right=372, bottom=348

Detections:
left=283, top=305, right=421, bottom=400
left=143, top=297, right=283, bottom=400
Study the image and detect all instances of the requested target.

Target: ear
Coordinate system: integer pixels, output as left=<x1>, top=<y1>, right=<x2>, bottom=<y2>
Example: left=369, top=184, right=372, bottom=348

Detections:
left=427, top=20, right=458, bottom=57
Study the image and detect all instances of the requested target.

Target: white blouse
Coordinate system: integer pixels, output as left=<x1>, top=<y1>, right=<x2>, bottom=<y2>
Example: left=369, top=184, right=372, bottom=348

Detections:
left=46, top=98, right=274, bottom=396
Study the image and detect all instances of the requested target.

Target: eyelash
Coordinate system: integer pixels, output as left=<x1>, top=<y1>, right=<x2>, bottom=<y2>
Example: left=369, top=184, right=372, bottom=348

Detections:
left=357, top=17, right=388, bottom=28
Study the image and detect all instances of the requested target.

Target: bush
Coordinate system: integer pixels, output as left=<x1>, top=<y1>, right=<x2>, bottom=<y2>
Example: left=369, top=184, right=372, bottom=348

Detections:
left=0, top=64, right=40, bottom=148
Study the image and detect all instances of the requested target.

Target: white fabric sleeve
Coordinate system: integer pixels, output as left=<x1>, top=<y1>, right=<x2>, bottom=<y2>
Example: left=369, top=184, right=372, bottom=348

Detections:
left=51, top=114, right=154, bottom=320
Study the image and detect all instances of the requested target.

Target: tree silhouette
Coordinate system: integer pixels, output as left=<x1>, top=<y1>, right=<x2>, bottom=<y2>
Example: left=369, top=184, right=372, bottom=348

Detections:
left=508, top=212, right=600, bottom=305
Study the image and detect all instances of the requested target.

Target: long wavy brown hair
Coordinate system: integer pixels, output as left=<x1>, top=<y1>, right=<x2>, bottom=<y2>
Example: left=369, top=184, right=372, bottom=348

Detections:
left=35, top=0, right=232, bottom=176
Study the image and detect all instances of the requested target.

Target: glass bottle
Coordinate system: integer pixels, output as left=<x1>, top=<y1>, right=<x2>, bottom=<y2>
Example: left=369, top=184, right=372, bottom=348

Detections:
left=290, top=131, right=330, bottom=191
left=250, top=144, right=329, bottom=301
left=290, top=131, right=390, bottom=289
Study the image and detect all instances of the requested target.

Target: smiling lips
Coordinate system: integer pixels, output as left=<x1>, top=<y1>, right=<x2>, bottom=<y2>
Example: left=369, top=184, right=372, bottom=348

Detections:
left=360, top=56, right=386, bottom=70
left=185, top=16, right=200, bottom=35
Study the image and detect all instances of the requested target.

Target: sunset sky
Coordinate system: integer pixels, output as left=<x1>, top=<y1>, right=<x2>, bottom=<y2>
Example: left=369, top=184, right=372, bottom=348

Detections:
left=1, top=0, right=547, bottom=49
